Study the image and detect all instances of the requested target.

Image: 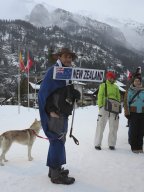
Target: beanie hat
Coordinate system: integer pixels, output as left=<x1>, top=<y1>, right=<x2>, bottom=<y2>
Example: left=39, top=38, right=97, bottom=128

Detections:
left=133, top=73, right=142, bottom=82
left=132, top=67, right=142, bottom=82
left=106, top=71, right=116, bottom=79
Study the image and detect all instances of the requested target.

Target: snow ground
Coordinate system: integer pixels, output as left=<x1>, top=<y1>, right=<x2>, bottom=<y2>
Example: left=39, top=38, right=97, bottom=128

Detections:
left=0, top=105, right=144, bottom=192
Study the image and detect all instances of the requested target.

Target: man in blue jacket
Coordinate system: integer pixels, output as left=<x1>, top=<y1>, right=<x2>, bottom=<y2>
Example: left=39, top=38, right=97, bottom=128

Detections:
left=38, top=48, right=80, bottom=185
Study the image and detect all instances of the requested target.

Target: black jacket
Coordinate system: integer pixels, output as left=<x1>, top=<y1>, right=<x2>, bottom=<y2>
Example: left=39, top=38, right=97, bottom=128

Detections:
left=45, top=84, right=81, bottom=116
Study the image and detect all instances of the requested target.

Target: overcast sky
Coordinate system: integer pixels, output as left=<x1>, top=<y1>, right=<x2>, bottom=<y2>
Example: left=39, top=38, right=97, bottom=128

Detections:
left=0, top=0, right=144, bottom=23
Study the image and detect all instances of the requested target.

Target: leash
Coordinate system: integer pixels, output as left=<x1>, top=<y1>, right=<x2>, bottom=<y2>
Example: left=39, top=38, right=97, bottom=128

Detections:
left=31, top=130, right=65, bottom=141
left=31, top=130, right=48, bottom=140
left=69, top=100, right=79, bottom=145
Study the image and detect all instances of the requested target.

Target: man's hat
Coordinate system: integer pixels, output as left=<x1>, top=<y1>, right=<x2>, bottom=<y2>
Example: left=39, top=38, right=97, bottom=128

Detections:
left=57, top=48, right=77, bottom=60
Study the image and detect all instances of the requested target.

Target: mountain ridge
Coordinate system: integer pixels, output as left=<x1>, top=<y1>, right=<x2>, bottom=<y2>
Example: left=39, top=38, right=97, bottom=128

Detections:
left=0, top=4, right=144, bottom=98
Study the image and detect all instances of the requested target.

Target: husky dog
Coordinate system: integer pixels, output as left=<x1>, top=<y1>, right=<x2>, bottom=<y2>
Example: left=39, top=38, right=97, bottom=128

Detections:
left=0, top=119, right=41, bottom=166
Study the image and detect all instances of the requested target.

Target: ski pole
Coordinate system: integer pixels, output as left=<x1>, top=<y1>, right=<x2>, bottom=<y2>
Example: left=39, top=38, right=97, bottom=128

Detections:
left=69, top=100, right=79, bottom=145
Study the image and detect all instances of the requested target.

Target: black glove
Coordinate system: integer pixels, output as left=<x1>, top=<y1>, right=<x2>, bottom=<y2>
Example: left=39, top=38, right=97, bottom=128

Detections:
left=73, top=89, right=81, bottom=101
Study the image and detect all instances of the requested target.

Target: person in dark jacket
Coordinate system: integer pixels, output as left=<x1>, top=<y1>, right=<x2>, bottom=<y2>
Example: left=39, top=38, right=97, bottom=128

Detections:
left=38, top=48, right=80, bottom=185
left=124, top=73, right=144, bottom=153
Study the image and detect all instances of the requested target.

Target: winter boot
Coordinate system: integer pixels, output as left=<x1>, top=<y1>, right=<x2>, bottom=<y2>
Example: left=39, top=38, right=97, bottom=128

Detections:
left=132, top=150, right=139, bottom=153
left=48, top=167, right=69, bottom=178
left=95, top=146, right=101, bottom=150
left=109, top=146, right=115, bottom=150
left=138, top=150, right=143, bottom=153
left=50, top=168, right=75, bottom=185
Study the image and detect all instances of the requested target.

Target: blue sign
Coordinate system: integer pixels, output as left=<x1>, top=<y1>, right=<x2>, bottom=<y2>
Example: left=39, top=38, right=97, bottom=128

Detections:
left=53, top=67, right=72, bottom=80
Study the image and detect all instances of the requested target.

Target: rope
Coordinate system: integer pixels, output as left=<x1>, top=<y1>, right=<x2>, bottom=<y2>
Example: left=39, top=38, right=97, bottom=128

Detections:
left=31, top=130, right=48, bottom=140
left=31, top=130, right=65, bottom=141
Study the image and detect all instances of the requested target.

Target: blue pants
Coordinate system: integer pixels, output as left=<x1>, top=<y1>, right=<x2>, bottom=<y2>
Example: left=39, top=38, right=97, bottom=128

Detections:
left=47, top=117, right=68, bottom=168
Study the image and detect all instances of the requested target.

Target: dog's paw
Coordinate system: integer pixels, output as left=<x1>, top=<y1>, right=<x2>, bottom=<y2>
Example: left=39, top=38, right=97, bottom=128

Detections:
left=0, top=163, right=4, bottom=166
left=4, top=159, right=8, bottom=162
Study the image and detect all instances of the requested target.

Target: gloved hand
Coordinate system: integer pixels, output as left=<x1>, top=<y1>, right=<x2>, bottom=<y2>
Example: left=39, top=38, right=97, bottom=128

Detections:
left=73, top=89, right=81, bottom=101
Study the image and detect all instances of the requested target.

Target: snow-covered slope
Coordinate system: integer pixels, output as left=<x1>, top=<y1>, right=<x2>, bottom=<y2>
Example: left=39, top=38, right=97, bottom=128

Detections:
left=28, top=4, right=126, bottom=45
left=1, top=105, right=144, bottom=192
left=105, top=18, right=144, bottom=51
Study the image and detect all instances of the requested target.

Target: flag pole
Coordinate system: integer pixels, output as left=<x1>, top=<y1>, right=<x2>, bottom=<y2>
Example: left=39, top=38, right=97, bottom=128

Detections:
left=28, top=65, right=30, bottom=111
left=18, top=62, right=21, bottom=114
left=18, top=50, right=21, bottom=114
left=27, top=51, right=30, bottom=111
left=26, top=50, right=33, bottom=111
left=34, top=58, right=37, bottom=111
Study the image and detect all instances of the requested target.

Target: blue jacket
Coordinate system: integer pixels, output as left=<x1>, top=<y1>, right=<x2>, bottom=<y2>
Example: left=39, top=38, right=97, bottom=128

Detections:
left=38, top=62, right=66, bottom=139
left=124, top=85, right=144, bottom=115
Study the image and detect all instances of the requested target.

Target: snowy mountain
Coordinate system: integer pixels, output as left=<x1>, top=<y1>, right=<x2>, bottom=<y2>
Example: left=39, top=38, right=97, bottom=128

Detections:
left=74, top=10, right=144, bottom=52
left=28, top=4, right=49, bottom=27
left=102, top=17, right=144, bottom=52
left=0, top=4, right=144, bottom=98
left=0, top=18, right=143, bottom=98
left=28, top=4, right=126, bottom=48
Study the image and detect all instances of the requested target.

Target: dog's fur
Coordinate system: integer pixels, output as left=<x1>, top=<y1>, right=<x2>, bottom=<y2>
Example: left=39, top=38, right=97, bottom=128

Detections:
left=0, top=119, right=41, bottom=166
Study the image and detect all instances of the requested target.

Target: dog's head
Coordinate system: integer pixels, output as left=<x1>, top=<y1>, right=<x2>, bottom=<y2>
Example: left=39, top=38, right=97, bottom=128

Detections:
left=30, top=119, right=41, bottom=133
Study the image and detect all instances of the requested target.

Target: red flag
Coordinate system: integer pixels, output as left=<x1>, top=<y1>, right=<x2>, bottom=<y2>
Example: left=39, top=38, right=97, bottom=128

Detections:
left=127, top=69, right=132, bottom=80
left=19, top=51, right=25, bottom=72
left=25, top=51, right=33, bottom=72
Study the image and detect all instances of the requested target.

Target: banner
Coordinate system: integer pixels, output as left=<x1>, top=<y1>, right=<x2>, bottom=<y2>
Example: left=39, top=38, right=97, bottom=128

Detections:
left=19, top=51, right=25, bottom=72
left=53, top=67, right=105, bottom=82
left=25, top=51, right=33, bottom=72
